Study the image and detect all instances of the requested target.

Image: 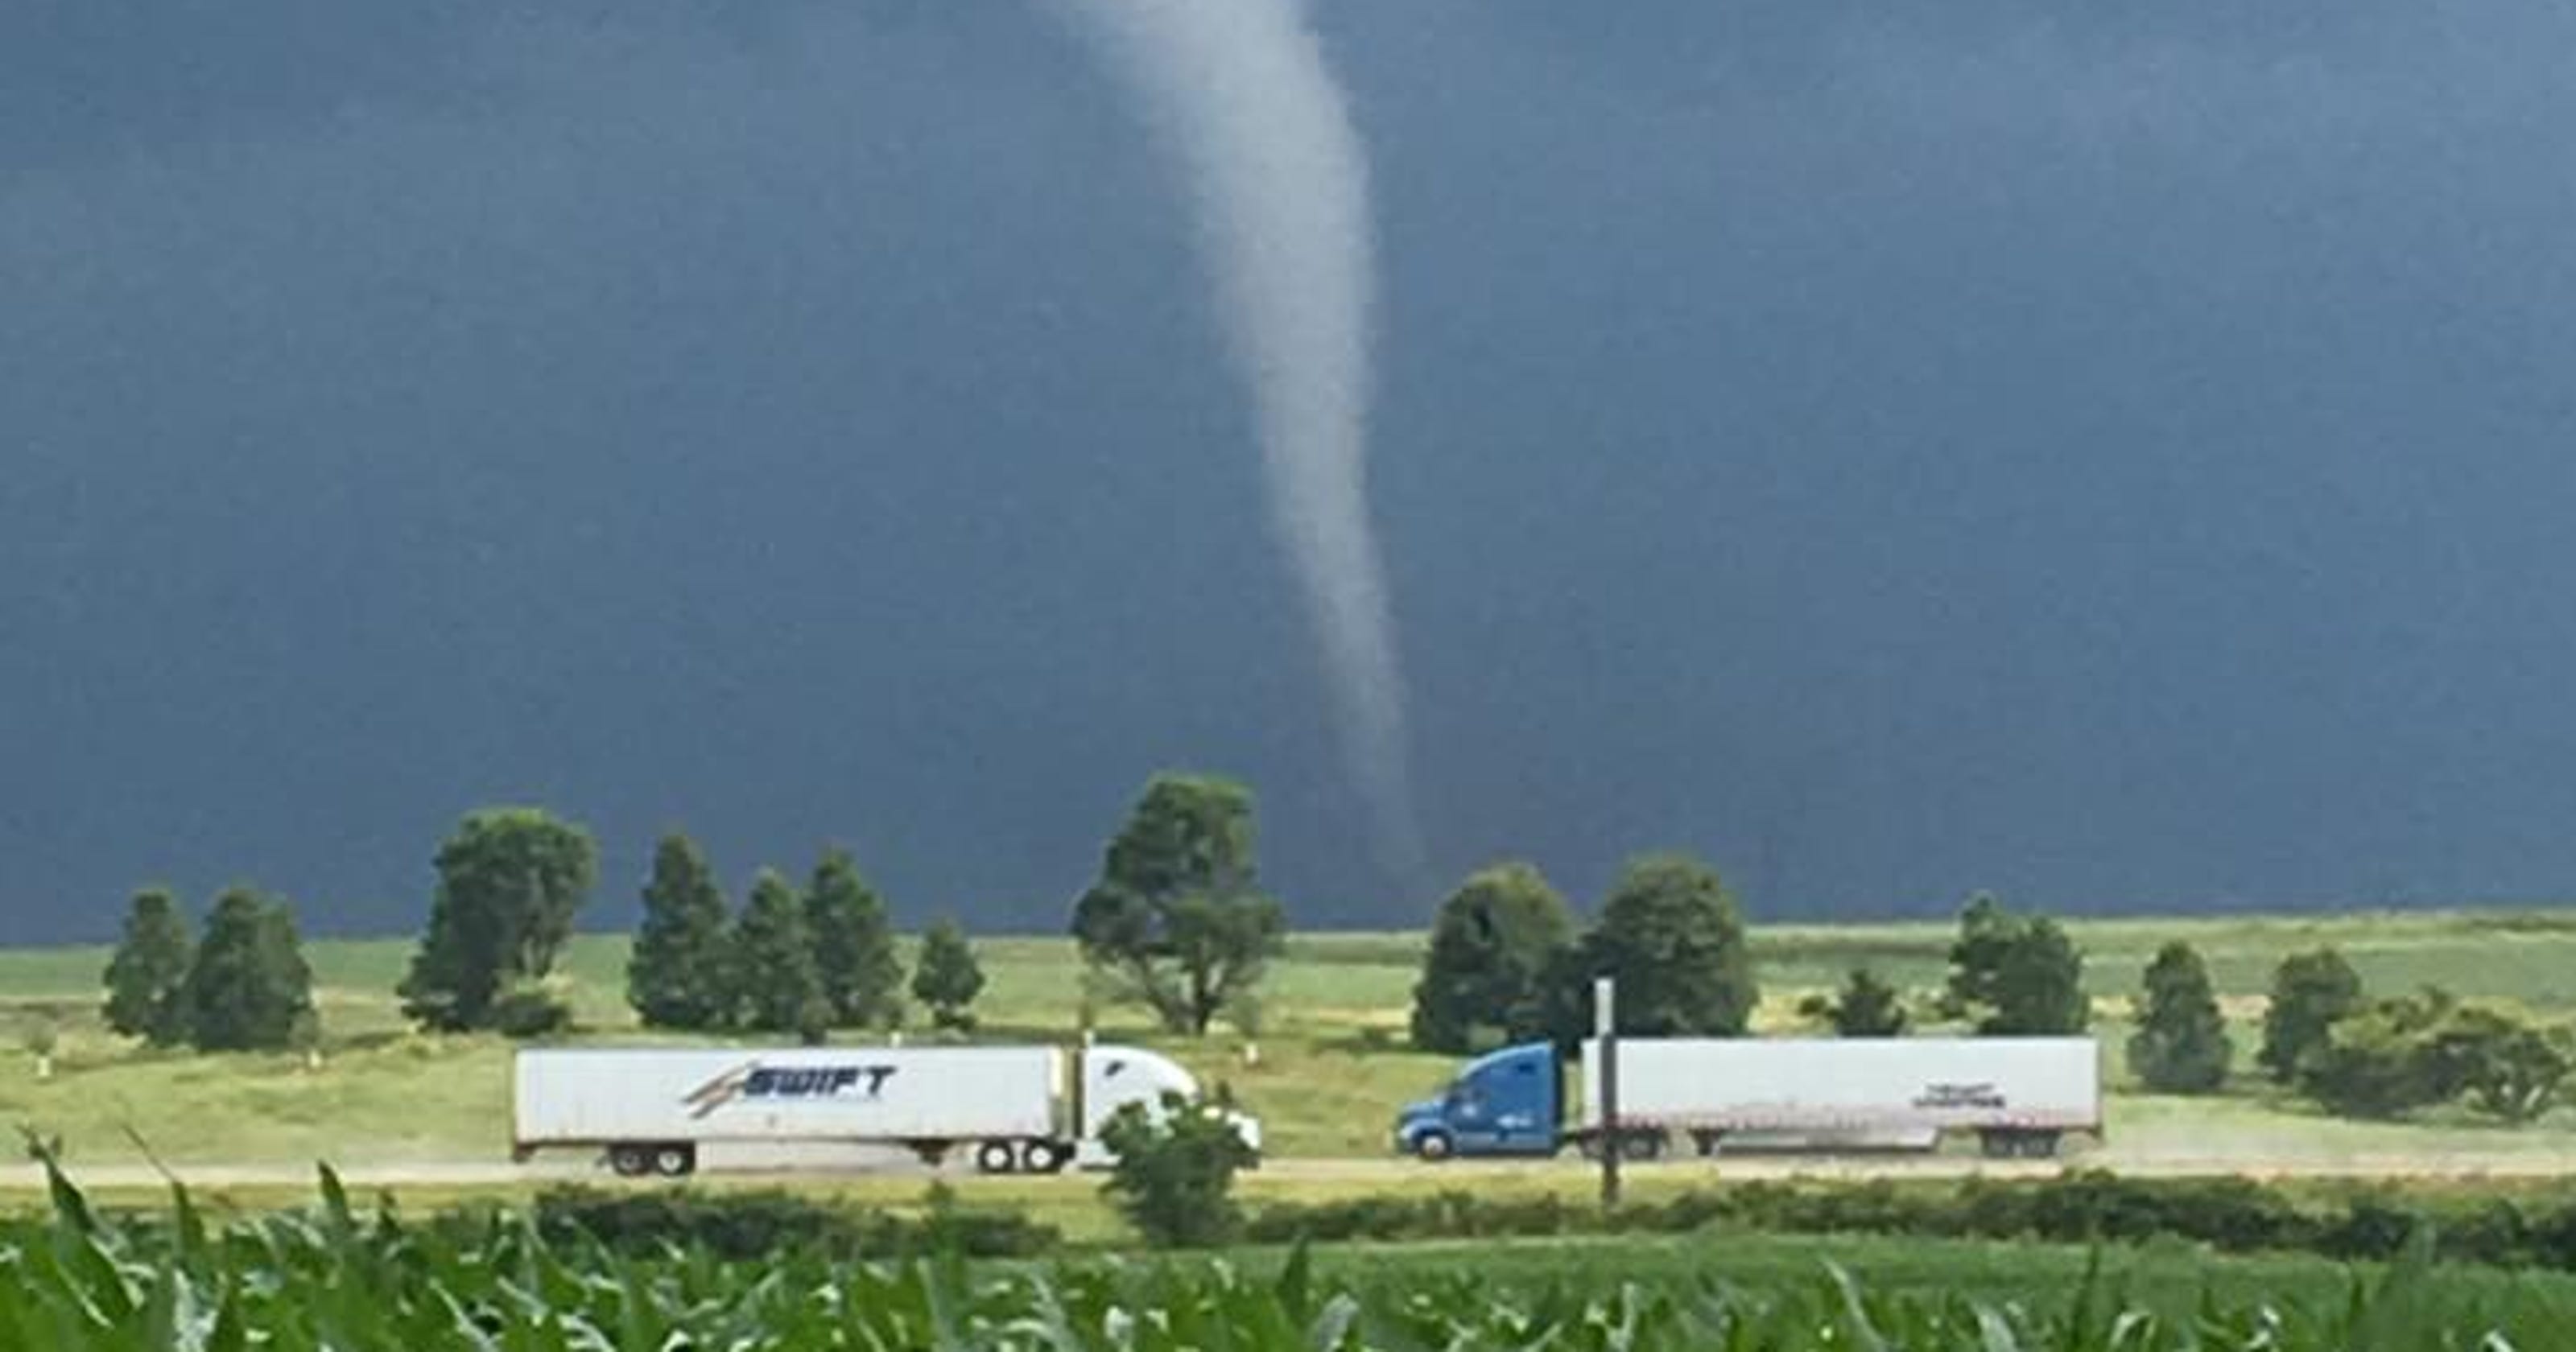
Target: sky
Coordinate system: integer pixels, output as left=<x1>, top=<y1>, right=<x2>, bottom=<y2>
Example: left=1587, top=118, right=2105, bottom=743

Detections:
left=6, top=2, right=2576, bottom=942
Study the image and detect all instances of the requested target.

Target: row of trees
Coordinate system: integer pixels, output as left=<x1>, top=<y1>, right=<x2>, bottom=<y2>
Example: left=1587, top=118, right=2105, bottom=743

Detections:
left=1407, top=874, right=2093, bottom=1054
left=395, top=810, right=985, bottom=1040
left=98, top=771, right=1274, bottom=1054
left=1397, top=859, right=2570, bottom=1127
left=626, top=833, right=985, bottom=1038
left=88, top=777, right=2573, bottom=1134
left=101, top=806, right=990, bottom=1052
left=102, top=888, right=316, bottom=1053
left=1406, top=857, right=1761, bottom=1052
left=2258, top=949, right=2571, bottom=1122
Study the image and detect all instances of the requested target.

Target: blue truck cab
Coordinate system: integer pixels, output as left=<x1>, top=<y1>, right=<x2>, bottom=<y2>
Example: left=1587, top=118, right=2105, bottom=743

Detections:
left=1392, top=1041, right=1563, bottom=1160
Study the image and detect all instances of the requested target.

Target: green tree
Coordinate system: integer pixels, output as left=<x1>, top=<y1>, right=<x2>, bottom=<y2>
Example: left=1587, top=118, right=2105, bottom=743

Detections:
left=182, top=888, right=314, bottom=1053
left=1071, top=773, right=1286, bottom=1036
left=733, top=869, right=821, bottom=1034
left=400, top=808, right=598, bottom=1033
left=1577, top=854, right=1759, bottom=1038
left=626, top=831, right=736, bottom=1031
left=1940, top=892, right=2017, bottom=1022
left=1799, top=967, right=1910, bottom=1037
left=2426, top=1005, right=2574, bottom=1123
left=2259, top=948, right=2364, bottom=1084
left=1099, top=1090, right=1257, bottom=1248
left=101, top=887, right=194, bottom=1046
left=807, top=849, right=904, bottom=1028
left=1994, top=917, right=2089, bottom=1034
left=911, top=919, right=987, bottom=1033
left=2295, top=987, right=2459, bottom=1119
left=1409, top=862, right=1578, bottom=1053
left=1942, top=895, right=2087, bottom=1035
left=2126, top=941, right=2232, bottom=1093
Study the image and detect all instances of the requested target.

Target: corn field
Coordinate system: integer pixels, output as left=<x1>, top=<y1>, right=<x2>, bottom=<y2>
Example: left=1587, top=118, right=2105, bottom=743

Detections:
left=5, top=1160, right=2574, bottom=1350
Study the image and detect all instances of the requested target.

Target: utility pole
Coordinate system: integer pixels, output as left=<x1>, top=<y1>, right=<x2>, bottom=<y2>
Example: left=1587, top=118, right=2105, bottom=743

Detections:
left=1596, top=975, right=1619, bottom=1210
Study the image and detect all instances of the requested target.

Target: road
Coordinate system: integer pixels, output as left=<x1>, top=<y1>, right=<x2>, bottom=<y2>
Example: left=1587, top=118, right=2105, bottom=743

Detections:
left=9, top=1146, right=2571, bottom=1193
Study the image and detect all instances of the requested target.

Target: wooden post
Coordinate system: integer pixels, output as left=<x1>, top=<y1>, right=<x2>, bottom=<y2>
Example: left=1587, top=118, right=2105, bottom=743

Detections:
left=1596, top=975, right=1619, bottom=1210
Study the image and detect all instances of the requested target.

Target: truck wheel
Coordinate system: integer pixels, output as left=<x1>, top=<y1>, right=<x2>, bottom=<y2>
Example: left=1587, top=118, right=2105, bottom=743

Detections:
left=1021, top=1141, right=1069, bottom=1174
left=1619, top=1131, right=1663, bottom=1162
left=1412, top=1131, right=1454, bottom=1162
left=651, top=1145, right=696, bottom=1178
left=975, top=1140, right=1020, bottom=1175
left=609, top=1145, right=651, bottom=1178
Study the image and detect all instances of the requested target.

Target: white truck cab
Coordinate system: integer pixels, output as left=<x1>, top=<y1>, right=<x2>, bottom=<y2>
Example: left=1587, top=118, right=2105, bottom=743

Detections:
left=1074, top=1043, right=1262, bottom=1169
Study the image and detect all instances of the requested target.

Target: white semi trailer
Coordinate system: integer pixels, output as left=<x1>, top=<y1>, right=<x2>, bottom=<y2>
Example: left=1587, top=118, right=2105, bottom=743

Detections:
left=1395, top=1037, right=2101, bottom=1161
left=1580, top=1037, right=2103, bottom=1159
left=514, top=1043, right=1259, bottom=1178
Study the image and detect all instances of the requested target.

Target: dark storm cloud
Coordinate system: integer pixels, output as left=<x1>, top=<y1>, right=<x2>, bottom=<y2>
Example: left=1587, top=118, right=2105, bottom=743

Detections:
left=5, top=2, right=2574, bottom=940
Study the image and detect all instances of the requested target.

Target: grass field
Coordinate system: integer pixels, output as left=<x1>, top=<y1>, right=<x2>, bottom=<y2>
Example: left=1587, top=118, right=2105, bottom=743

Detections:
left=0, top=909, right=2570, bottom=1170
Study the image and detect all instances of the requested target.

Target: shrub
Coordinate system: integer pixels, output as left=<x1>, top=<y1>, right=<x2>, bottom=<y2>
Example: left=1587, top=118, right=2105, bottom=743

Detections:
left=1243, top=1173, right=2479, bottom=1271
left=2294, top=991, right=2460, bottom=1119
left=2425, top=1005, right=2574, bottom=1123
left=1799, top=967, right=1909, bottom=1037
left=1100, top=1090, right=1257, bottom=1248
left=2314, top=1192, right=2425, bottom=1262
left=2520, top=1199, right=2576, bottom=1270
left=490, top=987, right=573, bottom=1040
left=531, top=1185, right=1055, bottom=1260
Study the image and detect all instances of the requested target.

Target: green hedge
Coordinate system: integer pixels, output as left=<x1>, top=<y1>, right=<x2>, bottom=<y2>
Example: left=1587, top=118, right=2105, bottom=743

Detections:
left=416, top=1173, right=2576, bottom=1272
left=526, top=1184, right=1059, bottom=1260
left=1245, top=1173, right=2576, bottom=1271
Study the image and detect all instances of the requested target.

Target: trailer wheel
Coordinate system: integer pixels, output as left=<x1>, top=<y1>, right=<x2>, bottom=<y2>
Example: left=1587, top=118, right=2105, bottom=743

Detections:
left=974, top=1140, right=1020, bottom=1175
left=651, top=1145, right=696, bottom=1178
left=1618, top=1131, right=1664, bottom=1162
left=1021, top=1141, right=1069, bottom=1174
left=608, top=1145, right=652, bottom=1178
left=1411, top=1131, right=1454, bottom=1162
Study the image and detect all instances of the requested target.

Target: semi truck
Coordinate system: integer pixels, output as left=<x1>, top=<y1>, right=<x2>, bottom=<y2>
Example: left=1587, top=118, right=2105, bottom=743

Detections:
left=514, top=1042, right=1260, bottom=1178
left=1393, top=1037, right=2100, bottom=1162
